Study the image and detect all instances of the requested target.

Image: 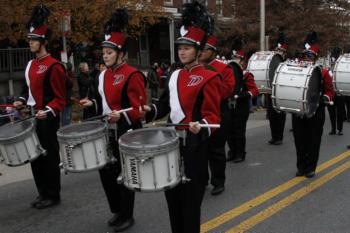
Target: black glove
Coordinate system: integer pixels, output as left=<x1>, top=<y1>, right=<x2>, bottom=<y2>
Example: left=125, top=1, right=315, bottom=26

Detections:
left=238, top=92, right=251, bottom=99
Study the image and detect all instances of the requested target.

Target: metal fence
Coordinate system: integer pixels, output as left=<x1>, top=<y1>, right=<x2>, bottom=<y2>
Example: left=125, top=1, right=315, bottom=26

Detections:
left=0, top=48, right=34, bottom=73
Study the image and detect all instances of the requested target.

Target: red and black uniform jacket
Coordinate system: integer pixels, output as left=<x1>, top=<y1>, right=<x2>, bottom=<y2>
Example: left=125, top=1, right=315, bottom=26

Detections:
left=322, top=68, right=335, bottom=103
left=209, top=59, right=235, bottom=100
left=18, top=54, right=66, bottom=117
left=92, top=62, right=147, bottom=131
left=146, top=64, right=222, bottom=138
left=234, top=71, right=258, bottom=100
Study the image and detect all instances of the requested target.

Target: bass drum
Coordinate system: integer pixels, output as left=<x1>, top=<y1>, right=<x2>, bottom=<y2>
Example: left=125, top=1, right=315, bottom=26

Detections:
left=333, top=53, right=350, bottom=96
left=247, top=51, right=283, bottom=93
left=272, top=62, right=322, bottom=118
left=228, top=61, right=244, bottom=95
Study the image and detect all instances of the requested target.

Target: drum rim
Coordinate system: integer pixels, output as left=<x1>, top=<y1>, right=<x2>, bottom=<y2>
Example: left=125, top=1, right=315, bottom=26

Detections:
left=119, top=127, right=179, bottom=150
left=0, top=120, right=34, bottom=142
left=57, top=121, right=106, bottom=139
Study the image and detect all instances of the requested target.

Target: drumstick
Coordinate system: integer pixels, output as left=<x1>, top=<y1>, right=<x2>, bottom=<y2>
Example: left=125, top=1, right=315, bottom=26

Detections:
left=116, top=107, right=133, bottom=114
left=12, top=109, right=51, bottom=124
left=83, top=108, right=133, bottom=122
left=0, top=113, right=15, bottom=118
left=154, top=122, right=220, bottom=128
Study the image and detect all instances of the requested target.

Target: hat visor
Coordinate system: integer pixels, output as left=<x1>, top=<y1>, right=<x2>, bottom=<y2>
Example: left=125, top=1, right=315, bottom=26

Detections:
left=204, top=44, right=217, bottom=51
left=27, top=34, right=45, bottom=40
left=175, top=38, right=197, bottom=47
left=101, top=41, right=121, bottom=50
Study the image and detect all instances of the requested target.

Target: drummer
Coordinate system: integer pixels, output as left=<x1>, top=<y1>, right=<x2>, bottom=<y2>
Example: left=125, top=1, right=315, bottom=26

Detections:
left=142, top=2, right=221, bottom=232
left=80, top=9, right=147, bottom=232
left=226, top=38, right=259, bottom=163
left=292, top=31, right=334, bottom=178
left=266, top=31, right=288, bottom=146
left=199, top=32, right=235, bottom=195
left=13, top=4, right=66, bottom=209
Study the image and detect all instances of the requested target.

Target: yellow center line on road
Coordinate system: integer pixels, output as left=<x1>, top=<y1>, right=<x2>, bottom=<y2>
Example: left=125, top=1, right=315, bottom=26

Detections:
left=226, top=159, right=350, bottom=233
left=200, top=150, right=350, bottom=233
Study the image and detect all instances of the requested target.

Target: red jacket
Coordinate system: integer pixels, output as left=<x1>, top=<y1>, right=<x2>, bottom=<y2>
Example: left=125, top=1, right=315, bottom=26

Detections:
left=322, top=69, right=335, bottom=102
left=209, top=59, right=235, bottom=99
left=243, top=71, right=259, bottom=98
left=20, top=54, right=66, bottom=116
left=97, top=62, right=147, bottom=124
left=148, top=64, right=221, bottom=136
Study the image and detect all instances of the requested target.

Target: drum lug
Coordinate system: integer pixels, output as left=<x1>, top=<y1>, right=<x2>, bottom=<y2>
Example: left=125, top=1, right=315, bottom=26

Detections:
left=137, top=157, right=151, bottom=164
left=181, top=175, right=191, bottom=183
left=36, top=145, right=46, bottom=156
left=117, top=175, right=124, bottom=184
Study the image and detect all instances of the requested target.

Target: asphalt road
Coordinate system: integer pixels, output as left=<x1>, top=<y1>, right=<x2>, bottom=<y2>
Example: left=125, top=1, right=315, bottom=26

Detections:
left=1, top=110, right=350, bottom=233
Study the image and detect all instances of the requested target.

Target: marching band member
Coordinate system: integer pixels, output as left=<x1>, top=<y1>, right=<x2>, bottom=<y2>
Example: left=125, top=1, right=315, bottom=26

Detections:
left=199, top=33, right=235, bottom=195
left=13, top=4, right=66, bottom=209
left=293, top=31, right=335, bottom=178
left=266, top=31, right=287, bottom=145
left=328, top=48, right=345, bottom=136
left=143, top=2, right=222, bottom=232
left=80, top=9, right=147, bottom=232
left=227, top=39, right=259, bottom=163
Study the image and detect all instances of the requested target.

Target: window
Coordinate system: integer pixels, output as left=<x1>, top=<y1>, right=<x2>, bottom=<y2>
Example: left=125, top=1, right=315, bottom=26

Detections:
left=216, top=0, right=223, bottom=15
left=164, top=0, right=173, bottom=6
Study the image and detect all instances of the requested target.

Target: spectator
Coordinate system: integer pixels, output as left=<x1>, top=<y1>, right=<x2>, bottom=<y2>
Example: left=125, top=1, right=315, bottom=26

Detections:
left=77, top=62, right=94, bottom=119
left=61, top=62, right=74, bottom=126
left=147, top=63, right=159, bottom=101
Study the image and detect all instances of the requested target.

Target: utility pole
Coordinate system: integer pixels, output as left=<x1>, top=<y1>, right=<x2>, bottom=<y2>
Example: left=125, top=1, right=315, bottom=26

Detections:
left=260, top=0, right=265, bottom=51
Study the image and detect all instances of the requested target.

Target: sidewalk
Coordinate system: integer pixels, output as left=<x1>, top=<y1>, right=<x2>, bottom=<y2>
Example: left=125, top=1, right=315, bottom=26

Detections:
left=0, top=110, right=269, bottom=187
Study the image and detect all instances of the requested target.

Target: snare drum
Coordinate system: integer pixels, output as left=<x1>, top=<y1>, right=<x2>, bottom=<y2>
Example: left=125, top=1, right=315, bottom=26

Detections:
left=118, top=127, right=181, bottom=192
left=333, top=53, right=350, bottom=96
left=0, top=120, right=45, bottom=166
left=247, top=51, right=283, bottom=93
left=272, top=62, right=322, bottom=117
left=57, top=121, right=109, bottom=173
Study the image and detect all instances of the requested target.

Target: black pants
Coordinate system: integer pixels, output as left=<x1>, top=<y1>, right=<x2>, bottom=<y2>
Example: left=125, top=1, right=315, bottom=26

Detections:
left=327, top=95, right=345, bottom=132
left=31, top=117, right=61, bottom=200
left=165, top=133, right=209, bottom=233
left=208, top=104, right=229, bottom=187
left=99, top=130, right=135, bottom=220
left=267, top=94, right=286, bottom=141
left=292, top=106, right=325, bottom=173
left=344, top=96, right=350, bottom=120
left=150, top=87, right=158, bottom=100
left=227, top=98, right=250, bottom=158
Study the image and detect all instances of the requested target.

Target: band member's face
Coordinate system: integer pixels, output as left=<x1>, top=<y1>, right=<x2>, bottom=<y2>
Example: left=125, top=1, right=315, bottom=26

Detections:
left=28, top=39, right=41, bottom=53
left=102, top=47, right=118, bottom=67
left=303, top=53, right=316, bottom=63
left=178, top=45, right=197, bottom=64
left=199, top=49, right=214, bottom=63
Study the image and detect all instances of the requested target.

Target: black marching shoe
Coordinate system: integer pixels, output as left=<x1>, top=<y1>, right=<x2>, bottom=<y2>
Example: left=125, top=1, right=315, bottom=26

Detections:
left=35, top=198, right=61, bottom=209
left=233, top=154, right=245, bottom=163
left=113, top=218, right=135, bottom=232
left=108, top=213, right=120, bottom=226
left=226, top=150, right=235, bottom=162
left=268, top=139, right=283, bottom=145
left=295, top=170, right=305, bottom=177
left=329, top=130, right=336, bottom=135
left=338, top=131, right=343, bottom=136
left=305, top=171, right=315, bottom=178
left=30, top=196, right=44, bottom=208
left=211, top=186, right=225, bottom=196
